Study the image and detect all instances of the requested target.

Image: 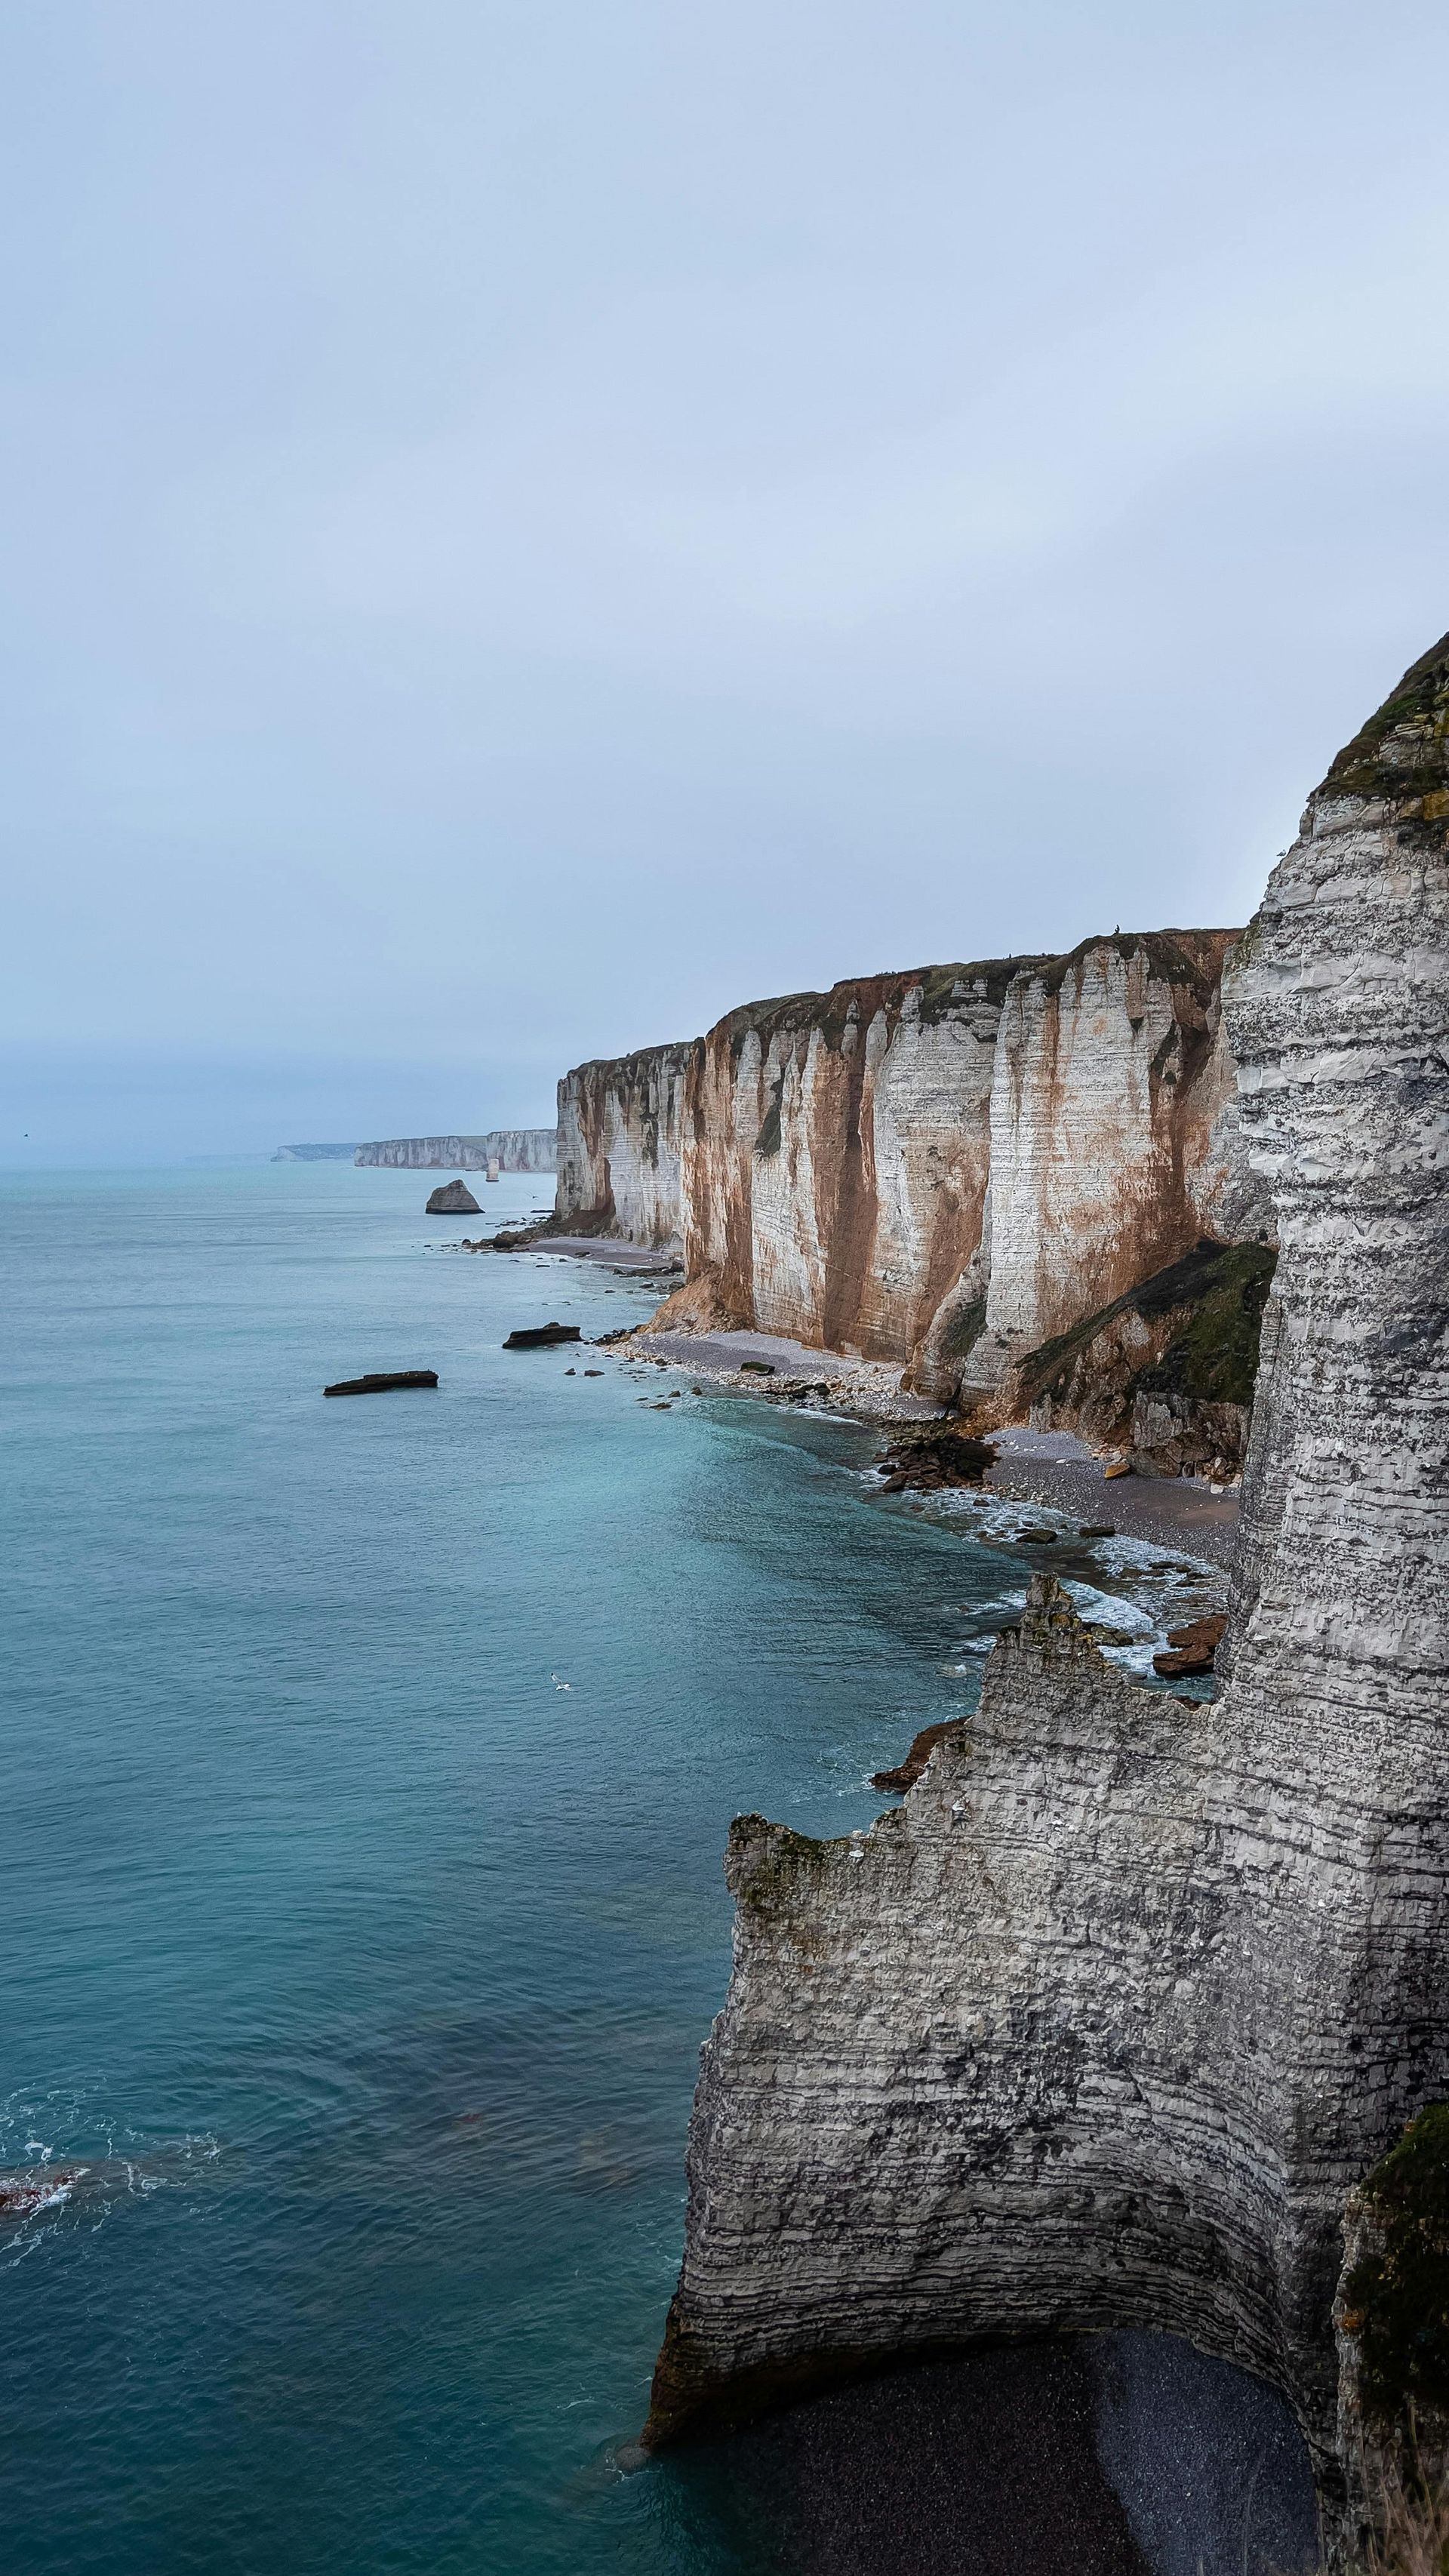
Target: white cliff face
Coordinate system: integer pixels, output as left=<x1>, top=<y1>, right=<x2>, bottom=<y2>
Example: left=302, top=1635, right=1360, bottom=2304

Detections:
left=355, top=1130, right=558, bottom=1172
left=678, top=964, right=1033, bottom=1359
left=552, top=937, right=1254, bottom=1404
left=554, top=1045, right=694, bottom=1249
left=958, top=932, right=1239, bottom=1400
left=643, top=638, right=1449, bottom=2539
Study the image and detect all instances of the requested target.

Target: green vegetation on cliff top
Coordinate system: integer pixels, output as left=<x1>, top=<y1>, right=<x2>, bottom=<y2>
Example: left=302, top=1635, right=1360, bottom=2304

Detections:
left=1017, top=1238, right=1277, bottom=1413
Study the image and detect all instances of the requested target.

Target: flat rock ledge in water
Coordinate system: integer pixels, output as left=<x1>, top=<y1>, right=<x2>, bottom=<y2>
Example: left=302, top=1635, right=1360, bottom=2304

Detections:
left=323, top=1369, right=439, bottom=1397
left=502, top=1322, right=581, bottom=1350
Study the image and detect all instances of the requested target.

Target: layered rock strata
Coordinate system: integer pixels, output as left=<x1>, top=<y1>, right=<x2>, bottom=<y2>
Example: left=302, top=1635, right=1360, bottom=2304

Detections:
left=355, top=1130, right=558, bottom=1173
left=645, top=636, right=1449, bottom=2533
left=554, top=936, right=1254, bottom=1385
left=554, top=1044, right=696, bottom=1251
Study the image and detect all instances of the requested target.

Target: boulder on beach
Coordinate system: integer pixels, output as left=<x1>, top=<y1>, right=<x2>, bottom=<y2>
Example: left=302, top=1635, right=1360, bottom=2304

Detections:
left=426, top=1178, right=481, bottom=1215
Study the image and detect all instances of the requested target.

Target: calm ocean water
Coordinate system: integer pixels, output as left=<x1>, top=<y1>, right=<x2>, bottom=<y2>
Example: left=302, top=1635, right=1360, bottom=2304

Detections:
left=3, top=1161, right=1051, bottom=2575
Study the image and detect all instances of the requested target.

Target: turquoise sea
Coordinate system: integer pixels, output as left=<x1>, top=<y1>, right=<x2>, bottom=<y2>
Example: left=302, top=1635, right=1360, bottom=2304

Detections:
left=2, top=1164, right=1318, bottom=2575
left=0, top=1162, right=1028, bottom=2574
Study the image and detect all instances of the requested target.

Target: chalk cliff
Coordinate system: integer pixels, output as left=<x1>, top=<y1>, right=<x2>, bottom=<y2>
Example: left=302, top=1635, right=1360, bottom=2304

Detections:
left=942, top=931, right=1250, bottom=1406
left=355, top=1130, right=558, bottom=1173
left=552, top=934, right=1256, bottom=1393
left=554, top=1044, right=696, bottom=1250
left=644, top=635, right=1449, bottom=2534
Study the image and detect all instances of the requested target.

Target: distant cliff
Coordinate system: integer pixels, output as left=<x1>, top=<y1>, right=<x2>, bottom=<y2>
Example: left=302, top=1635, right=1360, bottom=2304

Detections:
left=643, top=635, right=1449, bottom=2547
left=553, top=932, right=1264, bottom=1426
left=355, top=1130, right=558, bottom=1174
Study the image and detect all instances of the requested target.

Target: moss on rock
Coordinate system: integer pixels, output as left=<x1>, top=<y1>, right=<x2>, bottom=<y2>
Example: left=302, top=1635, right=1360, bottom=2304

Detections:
left=1342, top=2104, right=1449, bottom=2426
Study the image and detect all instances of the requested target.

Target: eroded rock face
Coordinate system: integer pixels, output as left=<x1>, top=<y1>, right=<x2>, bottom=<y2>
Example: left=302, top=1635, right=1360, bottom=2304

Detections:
left=554, top=1043, right=697, bottom=1249
left=645, top=636, right=1449, bottom=2528
left=425, top=1177, right=480, bottom=1215
left=952, top=932, right=1241, bottom=1402
left=680, top=964, right=1026, bottom=1360
left=1009, top=1236, right=1278, bottom=1480
left=555, top=937, right=1254, bottom=1393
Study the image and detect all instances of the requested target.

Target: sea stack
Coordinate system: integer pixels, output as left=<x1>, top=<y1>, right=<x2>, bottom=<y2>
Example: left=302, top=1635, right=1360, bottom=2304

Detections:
left=641, top=634, right=1449, bottom=2547
left=426, top=1178, right=481, bottom=1215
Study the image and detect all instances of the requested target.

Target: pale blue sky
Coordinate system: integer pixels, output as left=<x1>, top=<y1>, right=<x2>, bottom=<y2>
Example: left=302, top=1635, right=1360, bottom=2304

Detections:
left=5, top=1, right=1449, bottom=1159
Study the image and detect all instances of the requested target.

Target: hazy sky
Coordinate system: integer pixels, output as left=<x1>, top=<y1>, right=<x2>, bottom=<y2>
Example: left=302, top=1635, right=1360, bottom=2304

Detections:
left=5, top=1, right=1449, bottom=1159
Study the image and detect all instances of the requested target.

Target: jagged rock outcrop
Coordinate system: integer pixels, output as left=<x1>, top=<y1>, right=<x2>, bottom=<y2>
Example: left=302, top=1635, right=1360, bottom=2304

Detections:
left=644, top=634, right=1449, bottom=2536
left=554, top=1044, right=696, bottom=1250
left=355, top=1130, right=558, bottom=1173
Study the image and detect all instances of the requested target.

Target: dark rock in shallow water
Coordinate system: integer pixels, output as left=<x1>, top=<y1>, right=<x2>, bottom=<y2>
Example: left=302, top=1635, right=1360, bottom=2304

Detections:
left=875, top=1428, right=1000, bottom=1494
left=426, top=1178, right=481, bottom=1214
left=1152, top=1613, right=1226, bottom=1678
left=502, top=1322, right=581, bottom=1350
left=323, top=1370, right=438, bottom=1397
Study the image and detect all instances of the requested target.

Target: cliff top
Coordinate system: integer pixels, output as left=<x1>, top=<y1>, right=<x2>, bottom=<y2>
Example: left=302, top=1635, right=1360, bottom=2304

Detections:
left=558, top=928, right=1245, bottom=1088
left=707, top=927, right=1242, bottom=1055
left=1321, top=629, right=1449, bottom=807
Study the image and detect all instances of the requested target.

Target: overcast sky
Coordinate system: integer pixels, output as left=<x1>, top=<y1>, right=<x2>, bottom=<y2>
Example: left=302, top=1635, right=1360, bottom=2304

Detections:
left=5, top=0, right=1449, bottom=1160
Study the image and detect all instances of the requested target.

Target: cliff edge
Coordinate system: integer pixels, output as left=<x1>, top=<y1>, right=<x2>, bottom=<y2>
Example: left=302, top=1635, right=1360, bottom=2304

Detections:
left=643, top=636, right=1449, bottom=2538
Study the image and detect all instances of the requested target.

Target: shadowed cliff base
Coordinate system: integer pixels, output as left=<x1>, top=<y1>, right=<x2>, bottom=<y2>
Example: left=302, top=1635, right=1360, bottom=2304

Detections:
left=657, top=2334, right=1315, bottom=2576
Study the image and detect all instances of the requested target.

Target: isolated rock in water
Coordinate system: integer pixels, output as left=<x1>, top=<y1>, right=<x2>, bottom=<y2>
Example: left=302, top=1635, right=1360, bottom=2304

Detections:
left=502, top=1322, right=580, bottom=1350
left=324, top=1370, right=438, bottom=1397
left=426, top=1178, right=481, bottom=1215
left=1152, top=1614, right=1227, bottom=1678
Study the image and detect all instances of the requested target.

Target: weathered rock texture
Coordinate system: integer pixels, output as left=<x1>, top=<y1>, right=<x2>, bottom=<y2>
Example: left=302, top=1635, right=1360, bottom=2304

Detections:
left=425, top=1177, right=480, bottom=1215
left=355, top=1130, right=558, bottom=1173
left=1010, top=1235, right=1277, bottom=1479
left=554, top=1044, right=696, bottom=1250
left=645, top=635, right=1449, bottom=2534
left=946, top=932, right=1251, bottom=1403
left=1335, top=2105, right=1449, bottom=2531
left=553, top=937, right=1257, bottom=1393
